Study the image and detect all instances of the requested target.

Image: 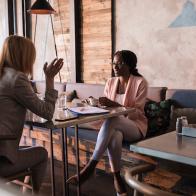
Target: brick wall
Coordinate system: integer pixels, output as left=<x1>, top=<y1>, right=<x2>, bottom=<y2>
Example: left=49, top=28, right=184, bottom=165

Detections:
left=81, top=0, right=112, bottom=84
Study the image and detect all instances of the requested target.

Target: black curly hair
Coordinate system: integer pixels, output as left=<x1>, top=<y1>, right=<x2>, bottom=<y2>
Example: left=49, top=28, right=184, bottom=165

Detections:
left=114, top=50, right=142, bottom=77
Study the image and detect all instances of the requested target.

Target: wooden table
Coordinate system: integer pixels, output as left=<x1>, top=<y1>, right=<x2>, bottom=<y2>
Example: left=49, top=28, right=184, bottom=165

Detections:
left=130, top=131, right=196, bottom=167
left=26, top=107, right=135, bottom=196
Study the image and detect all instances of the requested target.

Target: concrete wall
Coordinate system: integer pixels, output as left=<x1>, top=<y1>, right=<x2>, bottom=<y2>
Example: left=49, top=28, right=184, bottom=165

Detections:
left=115, top=0, right=196, bottom=89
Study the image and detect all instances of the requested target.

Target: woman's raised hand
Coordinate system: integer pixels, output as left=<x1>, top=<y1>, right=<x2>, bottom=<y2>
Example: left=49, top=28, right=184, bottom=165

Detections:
left=43, top=58, right=64, bottom=79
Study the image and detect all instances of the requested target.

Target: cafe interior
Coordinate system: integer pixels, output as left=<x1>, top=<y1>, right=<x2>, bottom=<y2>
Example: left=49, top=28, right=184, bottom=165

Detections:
left=0, top=0, right=196, bottom=195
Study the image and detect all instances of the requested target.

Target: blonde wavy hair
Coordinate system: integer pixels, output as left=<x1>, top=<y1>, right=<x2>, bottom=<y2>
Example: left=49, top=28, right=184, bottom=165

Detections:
left=0, top=35, right=36, bottom=77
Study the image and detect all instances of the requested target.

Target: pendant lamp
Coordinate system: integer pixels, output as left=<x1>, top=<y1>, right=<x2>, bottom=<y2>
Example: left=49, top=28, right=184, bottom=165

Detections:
left=28, top=0, right=56, bottom=15
left=27, top=0, right=62, bottom=82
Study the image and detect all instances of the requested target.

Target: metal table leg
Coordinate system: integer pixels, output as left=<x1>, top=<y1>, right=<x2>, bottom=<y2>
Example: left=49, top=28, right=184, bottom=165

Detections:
left=134, top=174, right=143, bottom=196
left=75, top=125, right=80, bottom=196
left=61, top=128, right=69, bottom=196
left=61, top=128, right=66, bottom=196
left=50, top=129, right=55, bottom=196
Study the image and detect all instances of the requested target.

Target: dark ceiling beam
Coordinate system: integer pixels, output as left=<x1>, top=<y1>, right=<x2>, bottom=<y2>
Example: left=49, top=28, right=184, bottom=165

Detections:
left=111, top=0, right=115, bottom=77
left=7, top=0, right=17, bottom=35
left=22, top=0, right=32, bottom=38
left=70, top=0, right=82, bottom=83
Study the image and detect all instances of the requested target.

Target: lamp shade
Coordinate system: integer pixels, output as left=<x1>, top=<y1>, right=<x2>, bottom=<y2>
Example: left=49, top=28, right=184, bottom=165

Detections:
left=28, top=0, right=56, bottom=15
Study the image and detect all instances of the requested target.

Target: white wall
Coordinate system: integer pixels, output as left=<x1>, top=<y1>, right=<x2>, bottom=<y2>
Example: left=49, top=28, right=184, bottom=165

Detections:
left=115, top=0, right=196, bottom=89
left=32, top=14, right=56, bottom=81
left=31, top=0, right=72, bottom=83
left=0, top=0, right=8, bottom=48
left=16, top=0, right=23, bottom=36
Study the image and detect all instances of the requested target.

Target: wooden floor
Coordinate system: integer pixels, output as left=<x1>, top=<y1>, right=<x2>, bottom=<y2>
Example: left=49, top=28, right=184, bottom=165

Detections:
left=39, top=160, right=126, bottom=196
left=3, top=158, right=195, bottom=196
left=37, top=159, right=196, bottom=196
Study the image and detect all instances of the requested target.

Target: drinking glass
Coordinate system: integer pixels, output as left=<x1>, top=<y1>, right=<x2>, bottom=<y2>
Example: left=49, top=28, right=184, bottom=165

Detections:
left=58, top=93, right=67, bottom=110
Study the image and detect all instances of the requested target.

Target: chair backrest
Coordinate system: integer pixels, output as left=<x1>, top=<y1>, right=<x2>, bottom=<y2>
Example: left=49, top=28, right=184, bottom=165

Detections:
left=5, top=170, right=33, bottom=194
left=124, top=164, right=180, bottom=196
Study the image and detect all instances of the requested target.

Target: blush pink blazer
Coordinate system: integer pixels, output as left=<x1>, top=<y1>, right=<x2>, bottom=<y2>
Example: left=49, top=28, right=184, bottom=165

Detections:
left=104, top=75, right=148, bottom=137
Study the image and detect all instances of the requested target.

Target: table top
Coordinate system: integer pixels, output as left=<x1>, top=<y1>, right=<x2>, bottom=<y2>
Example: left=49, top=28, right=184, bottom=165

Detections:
left=26, top=107, right=135, bottom=129
left=130, top=131, right=196, bottom=166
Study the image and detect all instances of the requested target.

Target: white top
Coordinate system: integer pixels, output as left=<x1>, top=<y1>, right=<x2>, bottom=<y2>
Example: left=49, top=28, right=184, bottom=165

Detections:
left=115, top=94, right=124, bottom=105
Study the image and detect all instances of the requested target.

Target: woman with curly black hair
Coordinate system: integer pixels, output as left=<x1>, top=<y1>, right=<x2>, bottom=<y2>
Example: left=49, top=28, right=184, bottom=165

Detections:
left=68, top=50, right=148, bottom=196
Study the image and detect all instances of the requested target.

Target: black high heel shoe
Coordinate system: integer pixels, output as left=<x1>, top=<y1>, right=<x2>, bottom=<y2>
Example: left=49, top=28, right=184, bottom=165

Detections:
left=113, top=171, right=127, bottom=196
left=66, top=159, right=98, bottom=185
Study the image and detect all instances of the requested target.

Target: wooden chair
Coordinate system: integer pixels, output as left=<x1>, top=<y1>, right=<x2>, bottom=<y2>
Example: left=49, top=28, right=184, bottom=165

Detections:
left=0, top=136, right=33, bottom=194
left=5, top=169, right=33, bottom=194
left=124, top=163, right=180, bottom=196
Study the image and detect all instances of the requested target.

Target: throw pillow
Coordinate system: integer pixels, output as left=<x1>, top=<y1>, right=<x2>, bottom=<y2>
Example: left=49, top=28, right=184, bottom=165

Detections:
left=144, top=99, right=173, bottom=136
left=169, top=107, right=196, bottom=131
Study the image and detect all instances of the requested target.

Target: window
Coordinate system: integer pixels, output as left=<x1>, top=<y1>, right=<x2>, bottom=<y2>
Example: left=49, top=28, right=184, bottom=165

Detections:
left=31, top=0, right=71, bottom=82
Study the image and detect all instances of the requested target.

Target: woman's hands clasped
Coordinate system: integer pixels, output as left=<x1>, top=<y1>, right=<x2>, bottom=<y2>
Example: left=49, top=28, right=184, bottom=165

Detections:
left=43, top=58, right=64, bottom=79
left=99, top=97, right=121, bottom=107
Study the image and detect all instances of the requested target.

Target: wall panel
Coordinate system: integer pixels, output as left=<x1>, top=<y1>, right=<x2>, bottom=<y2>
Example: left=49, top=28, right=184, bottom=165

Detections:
left=81, top=0, right=112, bottom=84
left=116, top=0, right=196, bottom=89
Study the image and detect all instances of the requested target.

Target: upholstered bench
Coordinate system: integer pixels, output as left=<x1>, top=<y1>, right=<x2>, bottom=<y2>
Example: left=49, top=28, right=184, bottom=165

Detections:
left=166, top=89, right=196, bottom=131
left=21, top=82, right=167, bottom=172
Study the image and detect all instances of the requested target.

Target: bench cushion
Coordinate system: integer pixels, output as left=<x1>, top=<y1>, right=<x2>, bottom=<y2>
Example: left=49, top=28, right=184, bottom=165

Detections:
left=31, top=80, right=66, bottom=94
left=166, top=89, right=196, bottom=108
left=66, top=83, right=167, bottom=102
left=66, top=83, right=104, bottom=99
left=169, top=107, right=196, bottom=131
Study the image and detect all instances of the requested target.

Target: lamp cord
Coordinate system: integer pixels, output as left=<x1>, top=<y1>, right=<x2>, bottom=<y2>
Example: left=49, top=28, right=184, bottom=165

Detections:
left=50, top=15, right=58, bottom=58
left=47, top=0, right=62, bottom=83
left=41, top=15, right=50, bottom=81
left=31, top=14, right=38, bottom=80
left=33, top=15, right=37, bottom=44
left=50, top=14, right=62, bottom=83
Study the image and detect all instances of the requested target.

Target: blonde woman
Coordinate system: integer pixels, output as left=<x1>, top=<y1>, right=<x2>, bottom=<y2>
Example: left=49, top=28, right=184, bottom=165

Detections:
left=0, top=35, right=63, bottom=193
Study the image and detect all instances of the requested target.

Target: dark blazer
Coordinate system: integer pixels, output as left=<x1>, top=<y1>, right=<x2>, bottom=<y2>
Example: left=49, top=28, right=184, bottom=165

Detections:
left=0, top=67, right=58, bottom=163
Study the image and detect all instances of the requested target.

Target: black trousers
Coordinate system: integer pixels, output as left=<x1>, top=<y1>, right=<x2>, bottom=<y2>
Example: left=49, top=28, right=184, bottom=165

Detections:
left=0, top=146, right=48, bottom=192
